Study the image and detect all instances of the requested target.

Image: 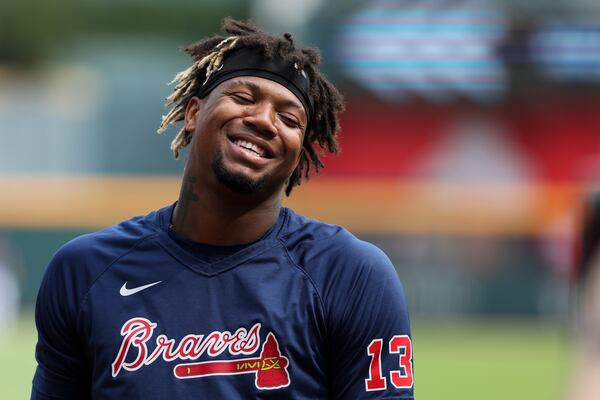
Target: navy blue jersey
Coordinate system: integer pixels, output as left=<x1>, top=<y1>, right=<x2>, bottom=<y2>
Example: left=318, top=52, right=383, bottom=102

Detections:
left=32, top=205, right=414, bottom=399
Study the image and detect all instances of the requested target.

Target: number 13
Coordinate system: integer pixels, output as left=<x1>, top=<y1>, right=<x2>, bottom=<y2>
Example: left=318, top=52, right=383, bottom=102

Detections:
left=365, top=335, right=413, bottom=391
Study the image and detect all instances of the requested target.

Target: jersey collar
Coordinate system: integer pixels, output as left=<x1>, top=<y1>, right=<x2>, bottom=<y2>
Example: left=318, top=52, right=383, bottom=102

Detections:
left=153, top=203, right=288, bottom=276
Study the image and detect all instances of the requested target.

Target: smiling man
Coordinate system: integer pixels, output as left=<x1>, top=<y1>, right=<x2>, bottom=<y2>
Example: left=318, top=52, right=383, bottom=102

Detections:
left=31, top=19, right=414, bottom=399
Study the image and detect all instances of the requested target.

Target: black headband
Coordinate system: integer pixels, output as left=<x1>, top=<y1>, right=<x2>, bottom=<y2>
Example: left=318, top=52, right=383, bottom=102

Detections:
left=196, top=47, right=314, bottom=130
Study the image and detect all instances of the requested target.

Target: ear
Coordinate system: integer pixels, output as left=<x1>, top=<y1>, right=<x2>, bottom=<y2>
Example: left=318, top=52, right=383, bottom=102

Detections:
left=184, top=97, right=202, bottom=132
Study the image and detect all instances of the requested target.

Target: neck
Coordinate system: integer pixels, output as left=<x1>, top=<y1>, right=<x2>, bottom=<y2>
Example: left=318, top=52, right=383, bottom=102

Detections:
left=170, top=173, right=283, bottom=245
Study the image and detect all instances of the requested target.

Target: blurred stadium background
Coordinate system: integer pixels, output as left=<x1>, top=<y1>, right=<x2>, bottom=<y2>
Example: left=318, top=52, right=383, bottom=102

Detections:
left=3, top=0, right=600, bottom=398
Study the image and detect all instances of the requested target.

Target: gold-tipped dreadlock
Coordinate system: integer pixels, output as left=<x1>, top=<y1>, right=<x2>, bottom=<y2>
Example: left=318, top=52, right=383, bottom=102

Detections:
left=157, top=36, right=239, bottom=159
left=158, top=18, right=345, bottom=195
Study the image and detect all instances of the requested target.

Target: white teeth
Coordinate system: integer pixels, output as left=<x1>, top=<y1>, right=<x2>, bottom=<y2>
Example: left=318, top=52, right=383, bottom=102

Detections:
left=233, top=140, right=266, bottom=158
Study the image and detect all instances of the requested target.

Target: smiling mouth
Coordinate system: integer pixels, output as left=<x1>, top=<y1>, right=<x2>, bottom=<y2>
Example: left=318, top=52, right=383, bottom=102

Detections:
left=231, top=139, right=270, bottom=159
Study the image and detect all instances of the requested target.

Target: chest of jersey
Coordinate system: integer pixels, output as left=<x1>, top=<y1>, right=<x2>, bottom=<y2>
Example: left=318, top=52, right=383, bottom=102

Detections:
left=80, top=238, right=328, bottom=399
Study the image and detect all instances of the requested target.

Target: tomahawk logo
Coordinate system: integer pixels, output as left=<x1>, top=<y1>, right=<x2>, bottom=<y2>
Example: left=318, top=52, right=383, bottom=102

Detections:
left=111, top=317, right=290, bottom=390
left=174, top=332, right=290, bottom=390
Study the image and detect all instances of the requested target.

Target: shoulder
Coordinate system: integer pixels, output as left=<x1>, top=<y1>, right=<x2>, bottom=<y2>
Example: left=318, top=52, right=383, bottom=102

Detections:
left=280, top=208, right=394, bottom=276
left=280, top=209, right=410, bottom=340
left=56, top=209, right=160, bottom=265
left=41, top=207, right=165, bottom=296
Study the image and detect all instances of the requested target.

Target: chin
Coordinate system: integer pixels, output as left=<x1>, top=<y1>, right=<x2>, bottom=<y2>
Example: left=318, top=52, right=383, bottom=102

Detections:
left=211, top=152, right=271, bottom=195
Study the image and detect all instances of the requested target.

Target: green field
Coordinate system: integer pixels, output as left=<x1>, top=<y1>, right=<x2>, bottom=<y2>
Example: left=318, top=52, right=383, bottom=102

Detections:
left=0, top=313, right=569, bottom=399
left=413, top=319, right=569, bottom=399
left=0, top=312, right=38, bottom=400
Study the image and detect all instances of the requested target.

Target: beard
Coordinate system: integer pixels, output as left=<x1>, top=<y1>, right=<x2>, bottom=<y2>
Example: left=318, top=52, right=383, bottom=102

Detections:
left=211, top=151, right=272, bottom=195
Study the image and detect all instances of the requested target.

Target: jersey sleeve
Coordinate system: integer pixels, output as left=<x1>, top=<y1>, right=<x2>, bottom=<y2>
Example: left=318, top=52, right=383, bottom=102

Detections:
left=31, top=245, right=91, bottom=399
left=322, top=240, right=414, bottom=399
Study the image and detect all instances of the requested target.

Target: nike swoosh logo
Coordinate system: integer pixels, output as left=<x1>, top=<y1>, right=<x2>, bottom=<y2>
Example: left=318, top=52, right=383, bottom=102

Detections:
left=119, top=281, right=162, bottom=296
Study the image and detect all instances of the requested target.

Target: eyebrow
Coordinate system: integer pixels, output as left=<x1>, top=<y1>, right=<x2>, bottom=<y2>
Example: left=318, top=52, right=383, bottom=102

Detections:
left=233, top=79, right=306, bottom=116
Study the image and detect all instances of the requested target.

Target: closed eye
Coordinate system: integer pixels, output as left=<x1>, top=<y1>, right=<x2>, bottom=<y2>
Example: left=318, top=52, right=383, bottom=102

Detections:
left=278, top=113, right=302, bottom=130
left=230, top=92, right=254, bottom=104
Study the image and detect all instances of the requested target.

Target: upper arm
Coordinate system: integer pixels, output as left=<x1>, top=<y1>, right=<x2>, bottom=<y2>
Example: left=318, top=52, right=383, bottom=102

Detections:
left=324, top=242, right=414, bottom=399
left=32, top=247, right=91, bottom=399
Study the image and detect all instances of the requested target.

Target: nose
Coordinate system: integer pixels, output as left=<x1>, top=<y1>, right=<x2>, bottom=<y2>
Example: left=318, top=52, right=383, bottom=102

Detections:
left=242, top=102, right=277, bottom=138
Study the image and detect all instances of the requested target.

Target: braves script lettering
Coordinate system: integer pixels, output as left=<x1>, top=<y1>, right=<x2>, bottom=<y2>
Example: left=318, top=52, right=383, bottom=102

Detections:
left=111, top=317, right=261, bottom=377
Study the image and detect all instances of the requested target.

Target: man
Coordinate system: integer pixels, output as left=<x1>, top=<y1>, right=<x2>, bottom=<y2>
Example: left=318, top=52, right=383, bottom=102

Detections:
left=570, top=193, right=600, bottom=400
left=32, top=18, right=414, bottom=399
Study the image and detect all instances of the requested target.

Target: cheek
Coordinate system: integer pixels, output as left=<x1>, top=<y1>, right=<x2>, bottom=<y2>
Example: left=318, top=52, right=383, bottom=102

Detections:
left=295, top=136, right=306, bottom=163
left=283, top=142, right=303, bottom=169
left=188, top=121, right=218, bottom=159
left=286, top=131, right=305, bottom=155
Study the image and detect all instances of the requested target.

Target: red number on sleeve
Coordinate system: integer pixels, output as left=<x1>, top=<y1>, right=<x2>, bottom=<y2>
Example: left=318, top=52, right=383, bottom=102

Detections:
left=389, top=335, right=414, bottom=389
left=365, top=339, right=387, bottom=391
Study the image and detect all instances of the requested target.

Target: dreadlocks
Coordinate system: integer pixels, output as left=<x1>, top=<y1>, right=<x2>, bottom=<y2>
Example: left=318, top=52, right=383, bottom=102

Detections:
left=157, top=17, right=345, bottom=195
